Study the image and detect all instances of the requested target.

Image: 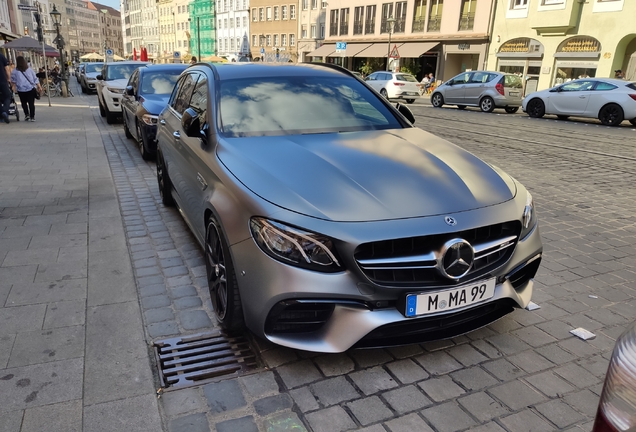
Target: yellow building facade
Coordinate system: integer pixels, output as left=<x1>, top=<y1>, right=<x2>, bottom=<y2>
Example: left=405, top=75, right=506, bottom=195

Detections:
left=487, top=0, right=636, bottom=94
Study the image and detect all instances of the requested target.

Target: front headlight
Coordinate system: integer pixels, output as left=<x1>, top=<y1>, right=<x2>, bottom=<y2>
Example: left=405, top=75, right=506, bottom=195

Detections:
left=106, top=87, right=123, bottom=94
left=520, top=191, right=537, bottom=239
left=142, top=114, right=158, bottom=125
left=250, top=217, right=342, bottom=272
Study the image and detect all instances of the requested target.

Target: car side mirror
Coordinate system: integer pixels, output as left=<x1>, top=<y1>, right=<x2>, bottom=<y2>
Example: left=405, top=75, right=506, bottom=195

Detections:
left=396, top=103, right=415, bottom=125
left=550, top=87, right=561, bottom=93
left=182, top=107, right=202, bottom=139
left=96, top=75, right=103, bottom=80
left=126, top=85, right=134, bottom=96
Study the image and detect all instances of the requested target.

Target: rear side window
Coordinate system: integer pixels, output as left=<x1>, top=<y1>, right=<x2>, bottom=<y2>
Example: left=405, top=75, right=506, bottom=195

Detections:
left=395, top=74, right=418, bottom=82
left=470, top=72, right=496, bottom=83
left=626, top=83, right=636, bottom=91
left=594, top=82, right=618, bottom=91
left=504, top=74, right=523, bottom=89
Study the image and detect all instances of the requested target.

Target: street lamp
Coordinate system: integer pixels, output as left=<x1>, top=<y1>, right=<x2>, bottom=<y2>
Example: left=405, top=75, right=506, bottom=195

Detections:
left=50, top=3, right=68, bottom=94
left=259, top=34, right=265, bottom=61
left=385, top=16, right=396, bottom=71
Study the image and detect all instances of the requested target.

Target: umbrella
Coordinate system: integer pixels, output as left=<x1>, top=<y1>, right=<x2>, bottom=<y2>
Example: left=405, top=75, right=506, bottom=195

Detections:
left=80, top=52, right=103, bottom=60
left=141, top=47, right=148, bottom=62
left=133, top=48, right=137, bottom=61
left=2, top=36, right=58, bottom=56
left=201, top=55, right=227, bottom=63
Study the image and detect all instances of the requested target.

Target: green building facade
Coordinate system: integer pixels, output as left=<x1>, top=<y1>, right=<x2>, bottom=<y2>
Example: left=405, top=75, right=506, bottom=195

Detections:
left=190, top=0, right=216, bottom=59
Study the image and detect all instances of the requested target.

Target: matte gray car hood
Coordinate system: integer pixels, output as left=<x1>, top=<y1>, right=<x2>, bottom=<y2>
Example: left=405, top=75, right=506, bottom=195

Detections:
left=218, top=128, right=516, bottom=222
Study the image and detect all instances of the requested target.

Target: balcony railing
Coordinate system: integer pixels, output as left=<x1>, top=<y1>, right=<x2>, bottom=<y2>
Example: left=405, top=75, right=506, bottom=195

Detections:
left=329, top=23, right=338, bottom=36
left=364, top=19, right=375, bottom=34
left=353, top=22, right=363, bottom=35
left=428, top=15, right=441, bottom=32
left=339, top=23, right=348, bottom=35
left=412, top=16, right=425, bottom=32
left=459, top=13, right=474, bottom=31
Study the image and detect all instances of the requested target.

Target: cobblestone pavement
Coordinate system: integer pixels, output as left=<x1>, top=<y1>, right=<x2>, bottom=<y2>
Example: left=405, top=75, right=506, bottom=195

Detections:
left=87, top=90, right=636, bottom=432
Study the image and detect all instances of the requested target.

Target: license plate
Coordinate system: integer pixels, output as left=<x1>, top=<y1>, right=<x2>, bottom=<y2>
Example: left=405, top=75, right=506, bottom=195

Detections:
left=509, top=92, right=520, bottom=97
left=404, top=278, right=496, bottom=317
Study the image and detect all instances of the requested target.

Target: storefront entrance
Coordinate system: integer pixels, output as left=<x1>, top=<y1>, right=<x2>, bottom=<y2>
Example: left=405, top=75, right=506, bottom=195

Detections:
left=496, top=38, right=544, bottom=96
left=552, top=36, right=601, bottom=85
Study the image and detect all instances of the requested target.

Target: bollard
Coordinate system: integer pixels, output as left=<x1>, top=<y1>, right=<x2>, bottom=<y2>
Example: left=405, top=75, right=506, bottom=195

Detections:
left=61, top=80, right=68, bottom=98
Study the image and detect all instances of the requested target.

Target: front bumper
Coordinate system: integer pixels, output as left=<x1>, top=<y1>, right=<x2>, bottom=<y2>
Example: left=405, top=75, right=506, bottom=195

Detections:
left=86, top=80, right=97, bottom=91
left=230, top=211, right=542, bottom=353
left=103, top=89, right=124, bottom=113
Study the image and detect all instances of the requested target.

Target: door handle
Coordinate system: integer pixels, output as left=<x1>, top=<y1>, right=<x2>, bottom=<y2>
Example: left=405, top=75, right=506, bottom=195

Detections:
left=196, top=173, right=207, bottom=190
left=173, top=131, right=181, bottom=139
left=579, top=96, right=586, bottom=99
left=160, top=119, right=166, bottom=125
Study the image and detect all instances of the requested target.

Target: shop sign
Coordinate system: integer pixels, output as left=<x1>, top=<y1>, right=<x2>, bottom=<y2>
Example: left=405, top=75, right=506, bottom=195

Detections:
left=499, top=38, right=530, bottom=53
left=458, top=43, right=470, bottom=50
left=557, top=36, right=600, bottom=53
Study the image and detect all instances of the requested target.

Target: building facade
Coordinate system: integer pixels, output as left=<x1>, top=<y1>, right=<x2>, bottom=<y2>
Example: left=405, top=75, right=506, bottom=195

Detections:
left=216, top=0, right=249, bottom=61
left=157, top=0, right=176, bottom=61
left=47, top=0, right=101, bottom=61
left=297, top=0, right=326, bottom=63
left=249, top=0, right=297, bottom=62
left=189, top=0, right=215, bottom=59
left=174, top=0, right=190, bottom=59
left=313, top=0, right=495, bottom=81
left=487, top=0, right=636, bottom=93
left=90, top=2, right=123, bottom=56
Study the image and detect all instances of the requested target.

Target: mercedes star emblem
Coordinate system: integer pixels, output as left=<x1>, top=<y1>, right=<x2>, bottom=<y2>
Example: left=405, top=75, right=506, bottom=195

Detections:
left=444, top=216, right=457, bottom=226
left=437, top=238, right=475, bottom=280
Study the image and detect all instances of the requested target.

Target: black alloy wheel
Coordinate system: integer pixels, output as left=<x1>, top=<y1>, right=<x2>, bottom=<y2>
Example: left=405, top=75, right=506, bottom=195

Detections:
left=431, top=93, right=444, bottom=108
left=405, top=99, right=415, bottom=104
left=557, top=115, right=569, bottom=121
left=480, top=96, right=495, bottom=113
left=598, top=104, right=624, bottom=127
left=505, top=107, right=519, bottom=114
left=526, top=98, right=545, bottom=118
left=205, top=220, right=244, bottom=331
left=156, top=149, right=174, bottom=206
left=123, top=114, right=133, bottom=139
left=137, top=122, right=151, bottom=161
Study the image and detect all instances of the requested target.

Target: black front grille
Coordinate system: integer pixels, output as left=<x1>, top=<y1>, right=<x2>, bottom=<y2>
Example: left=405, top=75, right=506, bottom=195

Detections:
left=354, top=221, right=521, bottom=288
left=265, top=301, right=335, bottom=335
left=507, top=255, right=542, bottom=289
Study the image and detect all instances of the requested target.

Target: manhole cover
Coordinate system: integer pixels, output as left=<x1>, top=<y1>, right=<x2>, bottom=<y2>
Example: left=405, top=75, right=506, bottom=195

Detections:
left=153, top=331, right=259, bottom=389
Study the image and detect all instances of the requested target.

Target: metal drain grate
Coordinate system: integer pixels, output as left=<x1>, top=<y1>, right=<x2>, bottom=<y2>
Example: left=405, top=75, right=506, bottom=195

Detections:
left=153, top=331, right=259, bottom=389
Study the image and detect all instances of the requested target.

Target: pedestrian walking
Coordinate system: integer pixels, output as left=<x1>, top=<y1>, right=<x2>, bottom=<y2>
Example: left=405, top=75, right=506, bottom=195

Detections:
left=0, top=52, right=11, bottom=123
left=10, top=56, right=42, bottom=122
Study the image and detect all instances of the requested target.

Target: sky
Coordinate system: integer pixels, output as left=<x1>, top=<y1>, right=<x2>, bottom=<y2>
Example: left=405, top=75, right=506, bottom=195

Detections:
left=94, top=0, right=120, bottom=10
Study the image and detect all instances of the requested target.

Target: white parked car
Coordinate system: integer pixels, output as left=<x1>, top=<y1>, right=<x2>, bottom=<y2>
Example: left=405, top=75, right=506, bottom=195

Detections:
left=96, top=61, right=148, bottom=124
left=522, top=78, right=636, bottom=126
left=365, top=71, right=421, bottom=104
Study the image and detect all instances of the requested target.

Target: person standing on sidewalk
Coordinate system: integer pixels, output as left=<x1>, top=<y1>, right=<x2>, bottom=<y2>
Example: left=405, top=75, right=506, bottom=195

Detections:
left=10, top=56, right=41, bottom=122
left=0, top=52, right=11, bottom=123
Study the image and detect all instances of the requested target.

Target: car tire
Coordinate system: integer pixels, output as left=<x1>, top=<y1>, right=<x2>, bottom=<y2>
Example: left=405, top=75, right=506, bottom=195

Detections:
left=480, top=96, right=495, bottom=113
left=457, top=105, right=466, bottom=110
left=81, top=84, right=87, bottom=94
left=106, top=111, right=116, bottom=124
left=98, top=99, right=106, bottom=117
left=598, top=103, right=624, bottom=127
left=405, top=99, right=415, bottom=104
left=137, top=121, right=152, bottom=161
left=156, top=148, right=175, bottom=207
left=505, top=107, right=519, bottom=114
left=526, top=98, right=545, bottom=118
left=380, top=88, right=388, bottom=99
left=557, top=115, right=569, bottom=121
left=123, top=115, right=133, bottom=139
left=630, top=118, right=636, bottom=126
left=431, top=93, right=444, bottom=108
left=205, top=218, right=244, bottom=332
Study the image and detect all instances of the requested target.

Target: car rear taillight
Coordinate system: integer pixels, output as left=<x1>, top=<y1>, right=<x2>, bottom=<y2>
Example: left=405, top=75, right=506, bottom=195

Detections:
left=496, top=83, right=505, bottom=96
left=628, top=94, right=636, bottom=101
left=393, top=82, right=405, bottom=86
left=592, top=323, right=636, bottom=432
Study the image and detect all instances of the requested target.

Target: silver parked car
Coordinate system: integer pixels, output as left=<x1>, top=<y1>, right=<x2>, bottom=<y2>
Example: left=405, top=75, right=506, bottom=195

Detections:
left=79, top=62, right=103, bottom=94
left=156, top=63, right=542, bottom=353
left=431, top=71, right=523, bottom=113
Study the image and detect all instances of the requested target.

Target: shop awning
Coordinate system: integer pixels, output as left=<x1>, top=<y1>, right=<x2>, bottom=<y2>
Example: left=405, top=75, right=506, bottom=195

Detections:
left=0, top=28, right=20, bottom=41
left=354, top=43, right=391, bottom=58
left=395, top=42, right=439, bottom=58
left=344, top=43, right=373, bottom=57
left=307, top=44, right=335, bottom=57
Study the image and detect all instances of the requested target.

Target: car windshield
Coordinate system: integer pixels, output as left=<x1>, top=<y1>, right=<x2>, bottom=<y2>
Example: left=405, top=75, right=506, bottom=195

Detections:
left=141, top=71, right=180, bottom=95
left=395, top=74, right=418, bottom=82
left=219, top=76, right=403, bottom=137
left=85, top=63, right=102, bottom=73
left=107, top=64, right=138, bottom=80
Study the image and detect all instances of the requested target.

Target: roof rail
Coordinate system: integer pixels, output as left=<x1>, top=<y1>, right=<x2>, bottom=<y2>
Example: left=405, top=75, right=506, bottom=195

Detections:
left=301, top=62, right=357, bottom=79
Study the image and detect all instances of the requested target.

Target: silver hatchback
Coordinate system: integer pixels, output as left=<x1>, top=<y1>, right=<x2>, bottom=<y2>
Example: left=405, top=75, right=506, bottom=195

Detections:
left=431, top=71, right=523, bottom=113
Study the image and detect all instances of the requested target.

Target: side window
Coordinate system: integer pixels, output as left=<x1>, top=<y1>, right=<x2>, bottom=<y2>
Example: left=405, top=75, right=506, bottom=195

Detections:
left=129, top=70, right=139, bottom=94
left=189, top=77, right=208, bottom=125
left=470, top=72, right=487, bottom=83
left=172, top=73, right=198, bottom=115
left=594, top=82, right=617, bottom=91
left=561, top=80, right=595, bottom=92
left=168, top=76, right=184, bottom=107
left=366, top=74, right=376, bottom=81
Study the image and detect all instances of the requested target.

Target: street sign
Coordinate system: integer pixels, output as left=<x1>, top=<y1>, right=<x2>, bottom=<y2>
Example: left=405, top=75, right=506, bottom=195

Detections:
left=173, top=51, right=180, bottom=58
left=106, top=49, right=113, bottom=56
left=260, top=47, right=265, bottom=54
left=335, top=42, right=347, bottom=53
left=389, top=44, right=400, bottom=59
left=18, top=5, right=38, bottom=11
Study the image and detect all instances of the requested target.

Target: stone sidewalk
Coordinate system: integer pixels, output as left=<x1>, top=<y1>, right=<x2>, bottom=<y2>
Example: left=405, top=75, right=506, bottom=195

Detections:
left=0, top=88, right=163, bottom=431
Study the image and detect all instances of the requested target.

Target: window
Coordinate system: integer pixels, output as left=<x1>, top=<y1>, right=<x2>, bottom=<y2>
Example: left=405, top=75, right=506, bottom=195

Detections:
left=282, top=5, right=287, bottom=19
left=365, top=5, right=376, bottom=34
left=243, top=17, right=247, bottom=26
left=171, top=73, right=197, bottom=116
left=335, top=8, right=349, bottom=35
left=394, top=1, right=407, bottom=32
left=594, top=82, right=617, bottom=91
left=290, top=5, right=296, bottom=19
left=252, top=34, right=257, bottom=46
left=320, top=23, right=325, bottom=38
left=469, top=72, right=496, bottom=83
left=267, top=7, right=272, bottom=20
left=273, top=6, right=278, bottom=19
left=189, top=77, right=207, bottom=126
left=302, top=0, right=308, bottom=10
left=224, top=18, right=227, bottom=28
left=380, top=3, right=393, bottom=33
left=290, top=34, right=295, bottom=46
left=312, top=0, right=317, bottom=8
left=236, top=17, right=240, bottom=27
left=542, top=0, right=564, bottom=3
left=311, top=24, right=316, bottom=38
left=428, top=0, right=443, bottom=32
left=330, top=9, right=339, bottom=36
left=252, top=8, right=257, bottom=21
left=282, top=34, right=287, bottom=45
left=322, top=0, right=327, bottom=8
left=259, top=7, right=264, bottom=20
left=353, top=6, right=364, bottom=35
left=560, top=80, right=596, bottom=91
left=302, top=25, right=307, bottom=38
left=266, top=34, right=271, bottom=46
left=274, top=34, right=279, bottom=46
left=511, top=0, right=528, bottom=9
left=450, top=72, right=471, bottom=85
